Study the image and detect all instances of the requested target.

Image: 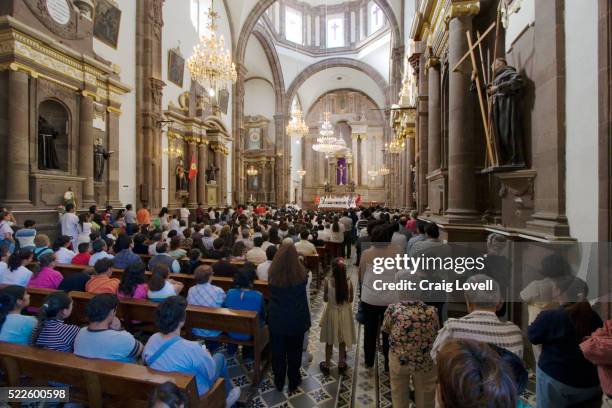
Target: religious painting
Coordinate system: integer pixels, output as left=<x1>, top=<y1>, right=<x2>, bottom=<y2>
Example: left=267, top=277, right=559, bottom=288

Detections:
left=246, top=127, right=263, bottom=150
left=218, top=89, right=229, bottom=115
left=247, top=174, right=260, bottom=191
left=168, top=48, right=185, bottom=88
left=94, top=0, right=121, bottom=48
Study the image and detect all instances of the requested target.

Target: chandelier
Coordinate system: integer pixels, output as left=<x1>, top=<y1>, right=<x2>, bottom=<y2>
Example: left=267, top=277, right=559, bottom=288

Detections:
left=246, top=165, right=258, bottom=177
left=286, top=108, right=308, bottom=138
left=386, top=139, right=405, bottom=154
left=368, top=168, right=379, bottom=180
left=163, top=133, right=183, bottom=158
left=297, top=169, right=306, bottom=179
left=379, top=165, right=391, bottom=176
left=187, top=0, right=236, bottom=96
left=312, top=112, right=344, bottom=155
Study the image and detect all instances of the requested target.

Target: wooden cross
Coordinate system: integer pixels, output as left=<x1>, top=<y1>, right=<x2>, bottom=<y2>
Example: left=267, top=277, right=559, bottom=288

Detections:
left=452, top=22, right=498, bottom=167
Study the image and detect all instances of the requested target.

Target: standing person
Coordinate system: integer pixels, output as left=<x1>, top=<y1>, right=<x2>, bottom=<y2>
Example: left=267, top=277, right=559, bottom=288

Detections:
left=339, top=212, right=353, bottom=259
left=267, top=243, right=311, bottom=392
left=405, top=210, right=418, bottom=234
left=528, top=278, right=603, bottom=407
left=14, top=220, right=37, bottom=251
left=76, top=213, right=93, bottom=246
left=137, top=204, right=151, bottom=228
left=123, top=204, right=137, bottom=235
left=180, top=203, right=190, bottom=226
left=580, top=320, right=612, bottom=408
left=0, top=285, right=37, bottom=345
left=318, top=258, right=355, bottom=375
left=59, top=203, right=79, bottom=249
left=0, top=249, right=33, bottom=287
left=195, top=203, right=205, bottom=224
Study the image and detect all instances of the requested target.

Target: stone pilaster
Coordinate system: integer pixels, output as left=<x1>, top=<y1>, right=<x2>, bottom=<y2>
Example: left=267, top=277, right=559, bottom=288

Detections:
left=187, top=143, right=198, bottom=207
left=232, top=64, right=247, bottom=205
left=197, top=143, right=207, bottom=206
left=79, top=93, right=95, bottom=207
left=427, top=57, right=441, bottom=173
left=417, top=52, right=429, bottom=213
left=106, top=109, right=122, bottom=207
left=406, top=135, right=416, bottom=209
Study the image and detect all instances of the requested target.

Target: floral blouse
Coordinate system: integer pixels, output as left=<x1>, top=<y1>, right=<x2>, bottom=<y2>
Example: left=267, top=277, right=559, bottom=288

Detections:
left=382, top=300, right=440, bottom=372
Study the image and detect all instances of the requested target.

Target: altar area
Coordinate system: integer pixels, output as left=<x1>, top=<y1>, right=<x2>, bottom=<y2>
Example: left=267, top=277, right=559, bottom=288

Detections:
left=317, top=195, right=357, bottom=209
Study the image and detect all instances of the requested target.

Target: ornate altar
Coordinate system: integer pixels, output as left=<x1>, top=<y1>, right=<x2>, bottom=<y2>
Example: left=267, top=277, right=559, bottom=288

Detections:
left=242, top=115, right=276, bottom=204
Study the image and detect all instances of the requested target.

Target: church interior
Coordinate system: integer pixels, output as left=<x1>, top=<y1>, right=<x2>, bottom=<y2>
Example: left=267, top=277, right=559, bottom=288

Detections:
left=0, top=0, right=611, bottom=407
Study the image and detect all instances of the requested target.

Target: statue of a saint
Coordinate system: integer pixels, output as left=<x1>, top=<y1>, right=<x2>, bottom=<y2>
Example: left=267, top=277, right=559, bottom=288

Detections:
left=347, top=180, right=356, bottom=193
left=487, top=58, right=525, bottom=166
left=63, top=187, right=77, bottom=208
left=176, top=157, right=188, bottom=191
left=206, top=164, right=219, bottom=183
left=94, top=138, right=114, bottom=181
left=38, top=117, right=60, bottom=170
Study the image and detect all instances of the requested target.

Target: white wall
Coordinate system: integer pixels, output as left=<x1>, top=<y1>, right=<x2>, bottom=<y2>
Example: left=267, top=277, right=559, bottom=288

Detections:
left=93, top=1, right=137, bottom=207
left=244, top=79, right=276, bottom=143
left=505, top=0, right=535, bottom=51
left=564, top=0, right=598, bottom=242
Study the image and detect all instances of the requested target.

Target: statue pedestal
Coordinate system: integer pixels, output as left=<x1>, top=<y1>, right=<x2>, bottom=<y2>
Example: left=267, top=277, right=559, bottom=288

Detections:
left=494, top=169, right=536, bottom=229
left=206, top=184, right=218, bottom=206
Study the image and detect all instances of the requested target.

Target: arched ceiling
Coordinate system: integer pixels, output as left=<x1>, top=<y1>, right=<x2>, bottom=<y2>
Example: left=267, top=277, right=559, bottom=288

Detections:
left=296, top=67, right=385, bottom=114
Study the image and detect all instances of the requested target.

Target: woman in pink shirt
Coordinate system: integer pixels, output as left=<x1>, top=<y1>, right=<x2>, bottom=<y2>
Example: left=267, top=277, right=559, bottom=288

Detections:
left=28, top=252, right=63, bottom=290
left=117, top=261, right=148, bottom=300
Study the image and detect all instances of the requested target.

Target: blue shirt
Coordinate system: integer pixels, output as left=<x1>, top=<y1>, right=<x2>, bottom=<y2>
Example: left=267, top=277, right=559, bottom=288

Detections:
left=113, top=249, right=141, bottom=270
left=187, top=283, right=226, bottom=338
left=143, top=334, right=216, bottom=395
left=74, top=328, right=141, bottom=362
left=0, top=314, right=37, bottom=345
left=224, top=289, right=265, bottom=341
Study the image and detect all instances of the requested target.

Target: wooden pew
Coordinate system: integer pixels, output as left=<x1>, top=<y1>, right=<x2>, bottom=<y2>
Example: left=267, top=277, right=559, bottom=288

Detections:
left=0, top=342, right=225, bottom=408
left=61, top=291, right=268, bottom=385
left=302, top=254, right=322, bottom=289
left=52, top=263, right=270, bottom=299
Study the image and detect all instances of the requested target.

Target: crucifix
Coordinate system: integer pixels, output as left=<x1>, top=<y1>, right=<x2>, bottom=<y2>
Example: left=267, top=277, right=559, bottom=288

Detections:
left=451, top=21, right=499, bottom=167
left=330, top=21, right=340, bottom=40
left=372, top=5, right=381, bottom=25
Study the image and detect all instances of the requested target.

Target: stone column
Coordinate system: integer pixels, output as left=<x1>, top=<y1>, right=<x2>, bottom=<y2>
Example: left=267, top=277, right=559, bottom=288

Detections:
left=5, top=68, right=30, bottom=206
left=79, top=93, right=95, bottom=207
left=417, top=54, right=429, bottom=212
left=187, top=143, right=197, bottom=207
left=406, top=135, right=416, bottom=209
left=445, top=8, right=478, bottom=222
left=427, top=58, right=442, bottom=173
left=197, top=143, right=207, bottom=206
left=270, top=158, right=276, bottom=202
left=351, top=134, right=359, bottom=183
left=232, top=64, right=247, bottom=205
left=106, top=109, right=122, bottom=207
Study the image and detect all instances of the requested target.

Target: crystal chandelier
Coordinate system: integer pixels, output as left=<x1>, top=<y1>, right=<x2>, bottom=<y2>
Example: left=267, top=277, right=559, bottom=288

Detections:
left=379, top=165, right=391, bottom=176
left=312, top=112, right=344, bottom=155
left=163, top=132, right=183, bottom=158
left=246, top=165, right=258, bottom=176
left=386, top=139, right=405, bottom=154
left=297, top=169, right=306, bottom=179
left=286, top=108, right=308, bottom=138
left=187, top=0, right=237, bottom=96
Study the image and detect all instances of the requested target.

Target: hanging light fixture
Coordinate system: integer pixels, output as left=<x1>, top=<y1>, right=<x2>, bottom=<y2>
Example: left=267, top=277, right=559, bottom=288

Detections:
left=297, top=169, right=306, bottom=179
left=386, top=139, right=404, bottom=154
left=379, top=165, right=391, bottom=176
left=286, top=106, right=308, bottom=138
left=163, top=130, right=183, bottom=158
left=368, top=167, right=379, bottom=180
left=246, top=165, right=258, bottom=177
left=312, top=112, right=344, bottom=155
left=187, top=0, right=237, bottom=97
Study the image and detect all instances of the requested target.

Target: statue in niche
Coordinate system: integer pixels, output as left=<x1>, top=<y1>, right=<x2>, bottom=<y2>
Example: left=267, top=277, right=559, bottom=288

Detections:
left=487, top=58, right=526, bottom=167
left=347, top=181, right=356, bottom=193
left=206, top=163, right=219, bottom=183
left=38, top=116, right=60, bottom=170
left=94, top=138, right=113, bottom=181
left=176, top=157, right=188, bottom=191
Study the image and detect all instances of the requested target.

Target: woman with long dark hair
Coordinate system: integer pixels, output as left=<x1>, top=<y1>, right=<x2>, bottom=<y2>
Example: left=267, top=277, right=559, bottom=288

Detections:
left=0, top=248, right=33, bottom=287
left=118, top=261, right=148, bottom=300
left=267, top=243, right=311, bottom=392
left=32, top=291, right=80, bottom=352
left=318, top=258, right=355, bottom=374
left=528, top=277, right=603, bottom=407
left=0, top=285, right=37, bottom=344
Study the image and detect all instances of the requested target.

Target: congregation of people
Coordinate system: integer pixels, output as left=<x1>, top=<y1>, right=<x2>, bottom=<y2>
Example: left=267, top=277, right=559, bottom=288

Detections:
left=0, top=203, right=611, bottom=408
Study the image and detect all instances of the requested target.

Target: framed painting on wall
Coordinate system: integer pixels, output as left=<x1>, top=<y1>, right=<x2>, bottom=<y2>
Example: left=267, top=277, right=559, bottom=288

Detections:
left=168, top=48, right=185, bottom=88
left=94, top=0, right=122, bottom=48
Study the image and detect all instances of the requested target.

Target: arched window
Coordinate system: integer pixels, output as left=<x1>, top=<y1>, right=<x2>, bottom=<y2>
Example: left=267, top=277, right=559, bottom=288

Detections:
left=285, top=6, right=303, bottom=44
left=327, top=15, right=344, bottom=48
left=368, top=1, right=384, bottom=34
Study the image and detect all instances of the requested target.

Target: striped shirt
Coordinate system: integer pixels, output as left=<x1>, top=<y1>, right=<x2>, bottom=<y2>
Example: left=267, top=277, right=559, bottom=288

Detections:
left=430, top=310, right=524, bottom=360
left=34, top=319, right=81, bottom=352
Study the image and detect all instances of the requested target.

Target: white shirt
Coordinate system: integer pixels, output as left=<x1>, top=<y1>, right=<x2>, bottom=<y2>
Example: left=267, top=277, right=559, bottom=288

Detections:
left=60, top=212, right=79, bottom=240
left=180, top=208, right=190, bottom=221
left=148, top=242, right=159, bottom=256
left=55, top=247, right=76, bottom=264
left=0, top=265, right=32, bottom=287
left=89, top=251, right=114, bottom=266
left=256, top=260, right=272, bottom=281
left=169, top=219, right=180, bottom=232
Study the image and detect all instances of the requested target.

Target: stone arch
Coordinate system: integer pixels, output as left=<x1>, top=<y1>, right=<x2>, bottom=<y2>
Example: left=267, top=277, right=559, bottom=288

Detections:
left=305, top=87, right=385, bottom=120
left=235, top=0, right=402, bottom=64
left=250, top=26, right=286, bottom=111
left=285, top=58, right=390, bottom=114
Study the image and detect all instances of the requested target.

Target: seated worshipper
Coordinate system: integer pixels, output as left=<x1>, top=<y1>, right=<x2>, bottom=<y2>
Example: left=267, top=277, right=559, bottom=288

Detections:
left=406, top=219, right=427, bottom=256
left=580, top=320, right=612, bottom=408
left=256, top=245, right=277, bottom=281
left=32, top=234, right=54, bottom=261
left=147, top=264, right=184, bottom=302
left=86, top=258, right=120, bottom=294
left=240, top=261, right=258, bottom=283
left=319, top=258, right=356, bottom=375
left=167, top=236, right=187, bottom=260
left=32, top=291, right=80, bottom=352
left=74, top=293, right=143, bottom=362
left=113, top=234, right=141, bottom=269
left=208, top=238, right=229, bottom=260
left=295, top=230, right=318, bottom=257
left=28, top=252, right=63, bottom=290
left=286, top=226, right=299, bottom=243
left=117, top=261, right=148, bottom=300
left=430, top=275, right=523, bottom=361
left=390, top=221, right=408, bottom=249
left=435, top=339, right=518, bottom=408
left=224, top=269, right=265, bottom=345
left=181, top=228, right=194, bottom=250
left=132, top=233, right=149, bottom=255
left=309, top=230, right=325, bottom=247
left=89, top=238, right=114, bottom=266
left=187, top=248, right=202, bottom=274
left=143, top=296, right=241, bottom=406
left=382, top=276, right=439, bottom=408
left=237, top=228, right=254, bottom=250
left=187, top=265, right=226, bottom=338
left=0, top=285, right=37, bottom=345
left=148, top=243, right=181, bottom=274
left=148, top=232, right=163, bottom=256
left=71, top=242, right=92, bottom=266
left=245, top=236, right=267, bottom=265
left=0, top=249, right=33, bottom=287
left=168, top=214, right=180, bottom=233
left=149, top=382, right=188, bottom=408
left=529, top=277, right=603, bottom=408
left=212, top=255, right=240, bottom=278
left=14, top=219, right=37, bottom=251
left=229, top=241, right=247, bottom=262
left=58, top=268, right=92, bottom=292
left=54, top=235, right=76, bottom=264
left=201, top=227, right=216, bottom=251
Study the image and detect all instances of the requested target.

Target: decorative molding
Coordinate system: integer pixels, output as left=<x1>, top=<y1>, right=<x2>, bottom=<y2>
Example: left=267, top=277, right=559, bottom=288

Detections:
left=444, top=0, right=481, bottom=25
left=23, top=0, right=85, bottom=40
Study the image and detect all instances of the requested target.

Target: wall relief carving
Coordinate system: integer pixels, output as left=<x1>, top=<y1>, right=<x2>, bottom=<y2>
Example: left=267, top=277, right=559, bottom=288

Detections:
left=24, top=0, right=86, bottom=40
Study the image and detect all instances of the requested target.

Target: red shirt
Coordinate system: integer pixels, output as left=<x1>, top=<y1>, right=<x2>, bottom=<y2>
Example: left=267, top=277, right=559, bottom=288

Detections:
left=72, top=252, right=91, bottom=266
